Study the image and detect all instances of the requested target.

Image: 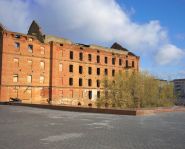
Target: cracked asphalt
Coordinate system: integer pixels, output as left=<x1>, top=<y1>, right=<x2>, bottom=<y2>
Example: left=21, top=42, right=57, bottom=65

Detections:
left=0, top=105, right=185, bottom=149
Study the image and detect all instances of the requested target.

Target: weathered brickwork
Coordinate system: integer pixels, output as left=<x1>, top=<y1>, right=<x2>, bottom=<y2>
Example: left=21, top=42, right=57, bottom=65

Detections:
left=0, top=21, right=139, bottom=106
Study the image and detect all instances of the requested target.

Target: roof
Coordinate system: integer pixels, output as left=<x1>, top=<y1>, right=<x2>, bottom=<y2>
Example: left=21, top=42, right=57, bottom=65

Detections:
left=111, top=42, right=128, bottom=52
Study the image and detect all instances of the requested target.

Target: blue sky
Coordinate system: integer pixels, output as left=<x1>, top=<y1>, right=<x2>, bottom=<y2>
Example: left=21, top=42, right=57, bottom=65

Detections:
left=0, top=0, right=184, bottom=80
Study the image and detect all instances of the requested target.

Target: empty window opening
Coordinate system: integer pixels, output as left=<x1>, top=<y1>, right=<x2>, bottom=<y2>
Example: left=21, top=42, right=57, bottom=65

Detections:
left=15, top=42, right=20, bottom=49
left=112, top=69, right=115, bottom=77
left=15, top=34, right=20, bottom=39
left=97, top=68, right=100, bottom=75
left=112, top=57, right=115, bottom=65
left=79, top=66, right=83, bottom=74
left=28, top=45, right=33, bottom=53
left=88, top=79, right=92, bottom=86
left=69, top=65, right=73, bottom=72
left=79, top=52, right=83, bottom=61
left=70, top=51, right=73, bottom=60
left=88, top=54, right=92, bottom=61
left=132, top=61, right=135, bottom=67
left=126, top=60, right=128, bottom=68
left=105, top=57, right=108, bottom=64
left=79, top=78, right=83, bottom=86
left=97, top=55, right=100, bottom=63
left=69, top=78, right=73, bottom=86
left=119, top=59, right=122, bottom=65
left=88, top=91, right=92, bottom=100
left=97, top=80, right=100, bottom=87
left=97, top=91, right=100, bottom=98
left=104, top=69, right=108, bottom=76
left=88, top=67, right=92, bottom=75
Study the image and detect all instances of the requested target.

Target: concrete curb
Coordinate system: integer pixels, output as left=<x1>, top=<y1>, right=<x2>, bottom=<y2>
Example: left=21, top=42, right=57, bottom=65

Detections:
left=0, top=102, right=185, bottom=116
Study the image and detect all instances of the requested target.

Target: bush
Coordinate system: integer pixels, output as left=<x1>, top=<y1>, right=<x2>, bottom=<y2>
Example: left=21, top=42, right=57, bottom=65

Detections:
left=96, top=71, right=175, bottom=108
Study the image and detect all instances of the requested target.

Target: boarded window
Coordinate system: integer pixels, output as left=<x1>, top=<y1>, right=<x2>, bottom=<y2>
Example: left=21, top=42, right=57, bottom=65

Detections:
left=27, top=75, right=32, bottom=83
left=13, top=74, right=18, bottom=83
left=40, top=76, right=44, bottom=83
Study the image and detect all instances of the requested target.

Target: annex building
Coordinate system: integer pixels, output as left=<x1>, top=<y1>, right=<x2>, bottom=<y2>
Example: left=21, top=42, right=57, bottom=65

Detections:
left=0, top=21, right=139, bottom=106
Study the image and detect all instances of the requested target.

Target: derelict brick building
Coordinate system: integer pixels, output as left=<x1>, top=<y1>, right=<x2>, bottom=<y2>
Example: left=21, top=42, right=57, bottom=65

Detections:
left=0, top=21, right=139, bottom=106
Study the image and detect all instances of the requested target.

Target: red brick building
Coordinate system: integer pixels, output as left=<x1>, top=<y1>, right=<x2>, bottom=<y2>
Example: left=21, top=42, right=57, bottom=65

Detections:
left=0, top=21, right=139, bottom=106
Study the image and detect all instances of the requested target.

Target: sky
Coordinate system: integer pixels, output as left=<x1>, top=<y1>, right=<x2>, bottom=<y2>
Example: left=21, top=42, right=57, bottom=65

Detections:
left=0, top=0, right=184, bottom=80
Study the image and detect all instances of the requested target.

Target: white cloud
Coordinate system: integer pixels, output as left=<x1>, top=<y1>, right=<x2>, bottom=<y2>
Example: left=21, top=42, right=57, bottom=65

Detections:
left=0, top=0, right=184, bottom=66
left=155, top=44, right=185, bottom=65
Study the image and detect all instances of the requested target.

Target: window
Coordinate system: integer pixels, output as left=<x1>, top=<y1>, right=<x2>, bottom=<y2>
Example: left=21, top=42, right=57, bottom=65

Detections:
left=40, top=76, right=44, bottom=83
left=97, top=55, right=100, bottom=63
left=69, top=78, right=73, bottom=86
left=97, top=80, right=100, bottom=87
left=28, top=60, right=32, bottom=67
left=88, top=79, right=92, bottom=86
left=88, top=91, right=92, bottom=99
left=88, top=67, right=92, bottom=75
left=79, top=66, right=83, bottom=74
left=88, top=54, right=92, bottom=61
left=126, top=60, right=128, bottom=68
left=112, top=69, right=115, bottom=76
left=104, top=69, right=108, bottom=76
left=79, top=78, right=83, bottom=86
left=15, top=34, right=20, bottom=39
left=112, top=57, right=115, bottom=65
left=41, top=47, right=45, bottom=55
left=119, top=59, right=122, bottom=65
left=132, top=61, right=135, bottom=67
left=28, top=45, right=33, bottom=53
left=70, top=51, right=73, bottom=60
left=69, top=65, right=73, bottom=72
left=27, top=75, right=32, bottom=83
left=105, top=57, right=108, bottom=64
left=97, top=68, right=100, bottom=75
left=40, top=61, right=45, bottom=69
left=13, top=74, right=18, bottom=83
left=14, top=58, right=19, bottom=66
left=59, top=63, right=63, bottom=72
left=28, top=38, right=33, bottom=42
left=79, top=52, right=83, bottom=61
left=15, top=42, right=20, bottom=49
left=97, top=91, right=100, bottom=98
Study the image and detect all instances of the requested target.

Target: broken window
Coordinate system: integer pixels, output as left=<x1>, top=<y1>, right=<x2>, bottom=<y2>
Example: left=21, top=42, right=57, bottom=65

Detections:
left=97, top=80, right=100, bottom=87
left=79, top=52, right=83, bottom=61
left=88, top=79, right=92, bottom=86
left=79, top=66, right=83, bottom=74
left=112, top=69, right=115, bottom=77
left=28, top=45, right=33, bottom=53
left=40, top=61, right=45, bottom=69
left=15, top=42, right=20, bottom=49
left=104, top=68, right=108, bottom=76
left=105, top=57, right=108, bottom=64
left=112, top=57, right=115, bottom=65
left=79, top=78, right=83, bottom=86
left=88, top=67, right=92, bottom=75
left=70, top=51, right=73, bottom=60
left=97, top=68, right=100, bottom=75
left=69, top=64, right=73, bottom=72
left=88, top=54, right=92, bottom=61
left=13, top=74, right=18, bottom=83
left=40, top=76, right=44, bottom=83
left=69, top=78, right=73, bottom=86
left=88, top=91, right=92, bottom=100
left=97, top=55, right=100, bottom=63
left=27, top=75, right=32, bottom=83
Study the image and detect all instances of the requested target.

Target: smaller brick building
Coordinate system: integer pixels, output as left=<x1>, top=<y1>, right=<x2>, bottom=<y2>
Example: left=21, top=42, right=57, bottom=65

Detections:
left=0, top=21, right=139, bottom=106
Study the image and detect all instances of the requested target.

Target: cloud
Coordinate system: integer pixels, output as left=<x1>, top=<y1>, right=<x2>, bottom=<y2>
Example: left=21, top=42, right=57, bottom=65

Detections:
left=155, top=44, right=185, bottom=65
left=0, top=0, right=184, bottom=66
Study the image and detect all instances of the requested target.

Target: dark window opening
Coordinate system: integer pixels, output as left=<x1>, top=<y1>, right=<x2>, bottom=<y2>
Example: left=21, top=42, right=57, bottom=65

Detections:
left=88, top=54, right=92, bottom=61
left=79, top=66, right=83, bottom=74
left=119, top=59, right=122, bottom=65
left=69, top=65, right=73, bottom=72
left=112, top=69, right=115, bottom=76
left=70, top=51, right=73, bottom=59
left=15, top=42, right=20, bottom=49
left=97, top=80, right=100, bottom=87
left=97, top=68, right=100, bottom=75
left=104, top=69, right=108, bottom=76
left=60, top=44, right=63, bottom=46
left=88, top=91, right=92, bottom=99
left=105, top=57, right=108, bottom=64
left=15, top=34, right=20, bottom=38
left=80, top=47, right=83, bottom=50
left=28, top=45, right=33, bottom=53
left=132, top=61, right=135, bottom=67
left=88, top=67, right=92, bottom=75
left=88, top=79, right=92, bottom=86
left=97, top=55, right=100, bottom=63
left=79, top=52, right=83, bottom=61
left=79, top=78, right=83, bottom=86
left=112, top=57, right=115, bottom=65
left=97, top=50, right=100, bottom=53
left=126, top=60, right=128, bottom=68
left=97, top=91, right=100, bottom=98
left=69, top=78, right=73, bottom=86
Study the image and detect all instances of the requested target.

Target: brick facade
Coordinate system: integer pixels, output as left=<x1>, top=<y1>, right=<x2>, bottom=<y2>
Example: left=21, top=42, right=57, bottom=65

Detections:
left=0, top=21, right=139, bottom=106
